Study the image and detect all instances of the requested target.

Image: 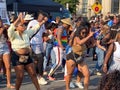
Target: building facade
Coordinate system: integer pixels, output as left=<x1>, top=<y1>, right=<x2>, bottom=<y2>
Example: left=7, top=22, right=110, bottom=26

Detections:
left=76, top=0, right=120, bottom=18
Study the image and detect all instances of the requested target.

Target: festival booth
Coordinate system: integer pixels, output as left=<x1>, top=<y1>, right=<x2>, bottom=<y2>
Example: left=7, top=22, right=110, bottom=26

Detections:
left=6, top=0, right=63, bottom=12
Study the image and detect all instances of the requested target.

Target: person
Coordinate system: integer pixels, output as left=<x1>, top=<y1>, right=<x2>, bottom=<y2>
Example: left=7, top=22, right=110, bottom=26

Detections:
left=8, top=13, right=47, bottom=90
left=48, top=18, right=72, bottom=80
left=27, top=11, right=48, bottom=85
left=103, top=31, right=120, bottom=73
left=94, top=25, right=109, bottom=75
left=43, top=23, right=57, bottom=75
left=0, top=19, right=15, bottom=88
left=98, top=70, right=120, bottom=90
left=23, top=14, right=34, bottom=26
left=66, top=26, right=94, bottom=90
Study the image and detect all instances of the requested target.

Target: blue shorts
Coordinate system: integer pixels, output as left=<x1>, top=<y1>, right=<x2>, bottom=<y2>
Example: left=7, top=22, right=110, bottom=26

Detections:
left=0, top=43, right=10, bottom=55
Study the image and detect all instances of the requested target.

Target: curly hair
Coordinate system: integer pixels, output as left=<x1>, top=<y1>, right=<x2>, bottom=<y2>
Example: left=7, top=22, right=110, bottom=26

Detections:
left=98, top=70, right=120, bottom=90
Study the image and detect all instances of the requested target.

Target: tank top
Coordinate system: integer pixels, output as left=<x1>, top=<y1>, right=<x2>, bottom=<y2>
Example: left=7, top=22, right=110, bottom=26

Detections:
left=113, top=42, right=120, bottom=62
left=53, top=26, right=68, bottom=47
left=72, top=44, right=86, bottom=55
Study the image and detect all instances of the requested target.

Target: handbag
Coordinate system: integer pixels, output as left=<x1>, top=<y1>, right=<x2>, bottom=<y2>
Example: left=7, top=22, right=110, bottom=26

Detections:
left=72, top=52, right=83, bottom=63
left=19, top=55, right=29, bottom=63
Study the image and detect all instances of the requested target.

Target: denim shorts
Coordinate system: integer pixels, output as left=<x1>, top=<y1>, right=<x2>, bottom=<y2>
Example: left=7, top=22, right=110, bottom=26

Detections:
left=0, top=43, right=10, bottom=55
left=11, top=52, right=33, bottom=66
left=66, top=52, right=84, bottom=64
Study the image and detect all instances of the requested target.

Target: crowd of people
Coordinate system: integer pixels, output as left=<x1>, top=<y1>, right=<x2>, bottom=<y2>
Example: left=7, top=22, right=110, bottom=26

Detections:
left=0, top=11, right=120, bottom=90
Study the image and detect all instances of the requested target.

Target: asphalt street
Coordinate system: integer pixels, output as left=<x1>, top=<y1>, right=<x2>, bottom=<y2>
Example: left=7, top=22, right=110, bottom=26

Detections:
left=0, top=57, right=102, bottom=90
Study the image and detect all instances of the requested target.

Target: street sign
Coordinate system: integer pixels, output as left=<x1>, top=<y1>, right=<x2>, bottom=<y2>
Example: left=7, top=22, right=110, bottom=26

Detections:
left=91, top=2, right=102, bottom=14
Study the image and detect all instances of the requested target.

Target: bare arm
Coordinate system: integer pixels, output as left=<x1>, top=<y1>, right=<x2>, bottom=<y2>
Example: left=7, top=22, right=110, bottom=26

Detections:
left=75, top=31, right=94, bottom=45
left=96, top=40, right=106, bottom=51
left=57, top=28, right=65, bottom=49
left=103, top=43, right=115, bottom=73
left=0, top=27, right=4, bottom=36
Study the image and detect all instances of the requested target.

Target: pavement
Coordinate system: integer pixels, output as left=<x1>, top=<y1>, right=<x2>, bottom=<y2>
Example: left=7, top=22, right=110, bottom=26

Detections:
left=0, top=56, right=102, bottom=90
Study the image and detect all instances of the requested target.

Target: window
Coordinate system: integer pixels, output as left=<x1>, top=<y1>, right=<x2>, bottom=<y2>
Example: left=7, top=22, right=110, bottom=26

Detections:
left=112, top=0, right=119, bottom=13
left=82, top=0, right=88, bottom=13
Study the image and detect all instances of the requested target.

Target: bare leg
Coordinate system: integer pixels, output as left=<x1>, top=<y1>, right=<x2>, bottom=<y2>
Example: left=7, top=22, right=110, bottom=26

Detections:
left=0, top=56, right=2, bottom=72
left=66, top=60, right=75, bottom=90
left=14, top=65, right=24, bottom=90
left=78, top=62, right=90, bottom=90
left=76, top=71, right=83, bottom=83
left=3, top=54, right=14, bottom=88
left=25, top=63, right=41, bottom=90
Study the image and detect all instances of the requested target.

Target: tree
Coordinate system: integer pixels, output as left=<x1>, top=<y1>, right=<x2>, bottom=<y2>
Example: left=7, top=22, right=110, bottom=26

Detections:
left=53, top=0, right=79, bottom=14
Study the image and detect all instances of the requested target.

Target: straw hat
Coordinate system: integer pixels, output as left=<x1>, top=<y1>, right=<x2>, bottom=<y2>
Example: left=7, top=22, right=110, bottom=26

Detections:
left=24, top=14, right=34, bottom=21
left=61, top=18, right=72, bottom=26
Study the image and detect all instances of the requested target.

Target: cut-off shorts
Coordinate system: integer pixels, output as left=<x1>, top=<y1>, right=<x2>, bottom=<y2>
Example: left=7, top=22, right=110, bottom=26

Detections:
left=0, top=43, right=10, bottom=55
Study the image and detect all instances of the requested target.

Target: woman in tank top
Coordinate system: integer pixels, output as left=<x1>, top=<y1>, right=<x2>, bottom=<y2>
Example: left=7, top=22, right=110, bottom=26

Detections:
left=103, top=31, right=120, bottom=73
left=0, top=19, right=15, bottom=89
left=66, top=26, right=94, bottom=90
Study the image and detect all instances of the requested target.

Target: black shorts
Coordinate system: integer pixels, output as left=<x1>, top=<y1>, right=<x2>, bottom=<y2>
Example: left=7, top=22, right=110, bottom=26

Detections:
left=11, top=52, right=33, bottom=66
left=66, top=52, right=84, bottom=63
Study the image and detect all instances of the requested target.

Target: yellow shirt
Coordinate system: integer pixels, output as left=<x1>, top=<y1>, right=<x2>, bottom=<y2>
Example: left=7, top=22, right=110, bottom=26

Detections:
left=8, top=24, right=40, bottom=51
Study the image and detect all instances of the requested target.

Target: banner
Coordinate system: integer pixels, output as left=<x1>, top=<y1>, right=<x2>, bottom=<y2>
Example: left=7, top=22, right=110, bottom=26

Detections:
left=0, top=0, right=10, bottom=24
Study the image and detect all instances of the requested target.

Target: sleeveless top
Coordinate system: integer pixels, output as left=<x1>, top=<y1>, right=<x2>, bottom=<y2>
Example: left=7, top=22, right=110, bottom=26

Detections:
left=113, top=42, right=120, bottom=62
left=72, top=44, right=86, bottom=55
left=53, top=26, right=68, bottom=47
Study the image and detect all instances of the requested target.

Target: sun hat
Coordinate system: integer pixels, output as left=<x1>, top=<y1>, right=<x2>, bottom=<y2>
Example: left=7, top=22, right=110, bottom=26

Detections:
left=24, top=14, right=34, bottom=21
left=61, top=18, right=72, bottom=26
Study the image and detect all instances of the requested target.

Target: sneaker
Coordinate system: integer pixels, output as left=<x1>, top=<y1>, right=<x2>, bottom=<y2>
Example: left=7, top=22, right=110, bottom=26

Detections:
left=43, top=71, right=48, bottom=75
left=70, top=82, right=75, bottom=88
left=96, top=71, right=102, bottom=76
left=38, top=77, right=48, bottom=85
left=48, top=76, right=56, bottom=81
left=75, top=82, right=84, bottom=89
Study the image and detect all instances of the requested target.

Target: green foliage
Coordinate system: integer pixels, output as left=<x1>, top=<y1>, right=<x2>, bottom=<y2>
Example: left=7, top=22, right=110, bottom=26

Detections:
left=53, top=0, right=79, bottom=13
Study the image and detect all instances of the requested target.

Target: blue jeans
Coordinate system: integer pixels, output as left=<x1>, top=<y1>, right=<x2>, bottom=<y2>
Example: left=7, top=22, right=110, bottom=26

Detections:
left=95, top=47, right=105, bottom=71
left=43, top=43, right=53, bottom=71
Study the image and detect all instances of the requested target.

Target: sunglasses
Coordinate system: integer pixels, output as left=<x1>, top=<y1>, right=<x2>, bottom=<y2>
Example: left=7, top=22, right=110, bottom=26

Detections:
left=81, top=31, right=87, bottom=35
left=19, top=24, right=26, bottom=27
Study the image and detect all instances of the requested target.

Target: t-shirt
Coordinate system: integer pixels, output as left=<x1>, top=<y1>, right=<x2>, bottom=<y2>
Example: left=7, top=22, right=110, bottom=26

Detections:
left=27, top=20, right=46, bottom=45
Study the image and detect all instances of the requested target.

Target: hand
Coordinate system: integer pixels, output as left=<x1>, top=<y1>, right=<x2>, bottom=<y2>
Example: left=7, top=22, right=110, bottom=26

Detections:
left=18, top=13, right=23, bottom=20
left=103, top=48, right=106, bottom=51
left=103, top=65, right=107, bottom=73
left=89, top=30, right=94, bottom=37
left=109, top=39, right=115, bottom=44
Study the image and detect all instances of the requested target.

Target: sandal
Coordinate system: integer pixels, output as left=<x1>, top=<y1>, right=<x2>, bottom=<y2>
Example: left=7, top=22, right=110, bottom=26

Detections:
left=7, top=85, right=15, bottom=89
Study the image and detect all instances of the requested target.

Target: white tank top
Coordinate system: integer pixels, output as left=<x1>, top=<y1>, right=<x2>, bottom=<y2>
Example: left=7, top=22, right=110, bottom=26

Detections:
left=113, top=42, right=120, bottom=62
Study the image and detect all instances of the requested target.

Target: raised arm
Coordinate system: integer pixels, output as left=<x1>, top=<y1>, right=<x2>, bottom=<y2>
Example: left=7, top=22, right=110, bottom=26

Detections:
left=27, top=17, right=48, bottom=38
left=7, top=14, right=21, bottom=40
left=76, top=31, right=94, bottom=45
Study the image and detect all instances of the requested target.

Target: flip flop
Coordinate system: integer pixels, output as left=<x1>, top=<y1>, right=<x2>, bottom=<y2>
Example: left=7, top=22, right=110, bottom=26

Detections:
left=7, top=85, right=15, bottom=89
